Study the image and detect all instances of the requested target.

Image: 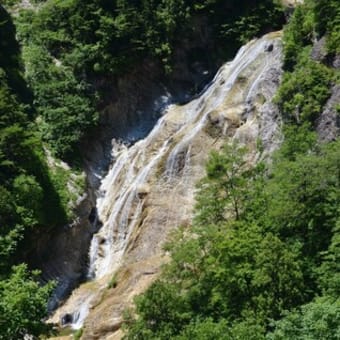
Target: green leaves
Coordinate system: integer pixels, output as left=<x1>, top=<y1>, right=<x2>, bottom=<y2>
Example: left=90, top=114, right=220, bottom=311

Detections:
left=13, top=0, right=286, bottom=156
left=268, top=297, right=340, bottom=340
left=313, top=0, right=340, bottom=54
left=125, top=135, right=340, bottom=339
left=276, top=50, right=333, bottom=125
left=0, top=264, right=54, bottom=340
left=125, top=281, right=192, bottom=339
left=220, top=0, right=284, bottom=45
left=278, top=0, right=339, bottom=135
left=21, top=42, right=98, bottom=160
left=282, top=4, right=314, bottom=70
left=195, top=143, right=256, bottom=225
left=174, top=318, right=230, bottom=340
left=317, top=220, right=340, bottom=297
left=0, top=15, right=69, bottom=337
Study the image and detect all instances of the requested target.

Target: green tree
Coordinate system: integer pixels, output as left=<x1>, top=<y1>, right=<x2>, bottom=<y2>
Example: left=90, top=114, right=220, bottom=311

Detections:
left=317, top=220, right=340, bottom=297
left=0, top=264, right=54, bottom=340
left=194, top=143, right=259, bottom=225
left=313, top=0, right=340, bottom=54
left=0, top=1, right=69, bottom=277
left=174, top=318, right=230, bottom=340
left=275, top=51, right=333, bottom=125
left=124, top=281, right=192, bottom=339
left=268, top=297, right=340, bottom=340
left=125, top=135, right=340, bottom=338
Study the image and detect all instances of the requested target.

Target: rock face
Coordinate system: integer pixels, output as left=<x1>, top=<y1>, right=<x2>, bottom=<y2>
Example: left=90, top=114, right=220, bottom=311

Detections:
left=311, top=38, right=340, bottom=142
left=317, top=84, right=340, bottom=142
left=311, top=36, right=328, bottom=63
left=82, top=15, right=217, bottom=184
left=49, top=32, right=284, bottom=339
left=28, top=16, right=216, bottom=313
left=27, top=187, right=96, bottom=311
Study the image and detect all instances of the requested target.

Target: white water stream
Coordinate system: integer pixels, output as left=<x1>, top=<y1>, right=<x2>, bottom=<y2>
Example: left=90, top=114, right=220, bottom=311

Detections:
left=51, top=33, right=282, bottom=330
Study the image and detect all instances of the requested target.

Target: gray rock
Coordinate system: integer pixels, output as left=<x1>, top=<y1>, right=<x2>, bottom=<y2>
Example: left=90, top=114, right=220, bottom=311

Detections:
left=317, top=84, right=340, bottom=142
left=311, top=37, right=327, bottom=62
left=333, top=54, right=340, bottom=69
left=27, top=184, right=97, bottom=312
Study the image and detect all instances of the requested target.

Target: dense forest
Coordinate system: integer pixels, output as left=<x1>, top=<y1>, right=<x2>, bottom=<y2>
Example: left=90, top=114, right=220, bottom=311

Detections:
left=0, top=0, right=339, bottom=338
left=0, top=5, right=61, bottom=338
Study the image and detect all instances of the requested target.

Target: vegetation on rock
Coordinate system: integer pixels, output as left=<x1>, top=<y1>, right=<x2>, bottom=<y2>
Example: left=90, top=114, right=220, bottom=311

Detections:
left=0, top=0, right=339, bottom=338
left=6, top=0, right=284, bottom=160
left=124, top=1, right=340, bottom=338
left=124, top=138, right=340, bottom=339
left=0, top=1, right=285, bottom=337
left=0, top=264, right=54, bottom=340
left=0, top=5, right=73, bottom=338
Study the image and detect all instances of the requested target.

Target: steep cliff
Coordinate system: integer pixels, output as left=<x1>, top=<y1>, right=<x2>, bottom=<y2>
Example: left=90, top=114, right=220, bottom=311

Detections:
left=10, top=0, right=285, bottom=313
left=58, top=9, right=339, bottom=333
left=48, top=32, right=283, bottom=339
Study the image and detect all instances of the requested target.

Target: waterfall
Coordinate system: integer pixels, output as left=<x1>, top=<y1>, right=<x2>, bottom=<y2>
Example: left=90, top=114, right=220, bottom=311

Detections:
left=49, top=33, right=283, bottom=331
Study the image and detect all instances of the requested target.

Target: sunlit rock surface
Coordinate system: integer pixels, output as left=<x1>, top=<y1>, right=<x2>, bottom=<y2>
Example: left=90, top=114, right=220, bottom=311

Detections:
left=49, top=32, right=283, bottom=339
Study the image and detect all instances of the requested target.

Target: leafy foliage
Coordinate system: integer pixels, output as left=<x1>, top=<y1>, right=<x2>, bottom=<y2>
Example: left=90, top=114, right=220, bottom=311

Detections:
left=124, top=139, right=340, bottom=339
left=281, top=3, right=314, bottom=70
left=194, top=143, right=259, bottom=224
left=276, top=0, right=339, bottom=128
left=0, top=69, right=68, bottom=273
left=276, top=51, right=333, bottom=124
left=313, top=0, right=340, bottom=54
left=11, top=0, right=284, bottom=159
left=0, top=5, right=30, bottom=102
left=0, top=264, right=54, bottom=340
left=268, top=297, right=340, bottom=340
left=282, top=0, right=340, bottom=69
left=219, top=0, right=284, bottom=45
left=23, top=43, right=97, bottom=159
left=0, top=7, right=65, bottom=338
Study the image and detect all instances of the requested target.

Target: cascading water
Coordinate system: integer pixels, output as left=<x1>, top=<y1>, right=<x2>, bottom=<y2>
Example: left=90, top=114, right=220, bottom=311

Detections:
left=49, top=33, right=283, bottom=332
